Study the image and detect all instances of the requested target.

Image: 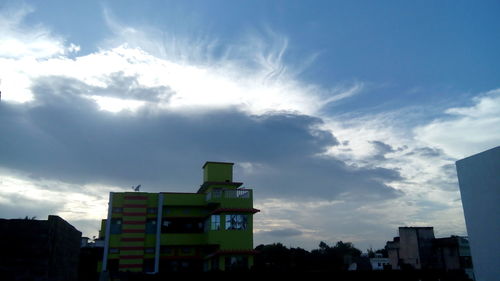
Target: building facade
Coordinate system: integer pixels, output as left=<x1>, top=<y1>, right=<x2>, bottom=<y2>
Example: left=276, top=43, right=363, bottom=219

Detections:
left=100, top=161, right=259, bottom=274
left=456, top=146, right=499, bottom=281
left=369, top=254, right=390, bottom=270
left=0, top=215, right=81, bottom=281
left=386, top=236, right=400, bottom=269
left=434, top=236, right=474, bottom=279
left=386, top=227, right=436, bottom=270
left=398, top=227, right=435, bottom=270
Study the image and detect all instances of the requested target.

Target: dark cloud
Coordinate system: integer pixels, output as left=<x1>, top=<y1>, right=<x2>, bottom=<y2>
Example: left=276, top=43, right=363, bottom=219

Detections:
left=369, top=140, right=395, bottom=161
left=404, top=146, right=445, bottom=158
left=413, top=147, right=443, bottom=158
left=0, top=75, right=402, bottom=201
left=28, top=72, right=173, bottom=104
left=95, top=72, right=174, bottom=102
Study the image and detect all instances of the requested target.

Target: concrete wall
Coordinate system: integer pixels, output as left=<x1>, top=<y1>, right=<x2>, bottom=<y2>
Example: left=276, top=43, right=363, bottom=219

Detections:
left=456, top=146, right=500, bottom=281
left=386, top=238, right=400, bottom=269
left=398, top=227, right=435, bottom=269
left=0, top=215, right=81, bottom=281
left=47, top=215, right=82, bottom=281
left=399, top=228, right=420, bottom=269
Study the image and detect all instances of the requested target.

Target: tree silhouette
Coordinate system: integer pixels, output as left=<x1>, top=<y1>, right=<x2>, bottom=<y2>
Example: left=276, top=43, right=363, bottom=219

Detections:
left=254, top=241, right=363, bottom=272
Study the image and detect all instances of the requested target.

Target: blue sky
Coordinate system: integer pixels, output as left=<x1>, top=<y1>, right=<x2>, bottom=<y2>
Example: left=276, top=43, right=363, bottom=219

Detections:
left=0, top=0, right=499, bottom=250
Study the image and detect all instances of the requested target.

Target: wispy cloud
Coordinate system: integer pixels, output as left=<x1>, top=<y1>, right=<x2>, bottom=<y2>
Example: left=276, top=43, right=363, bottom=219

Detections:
left=0, top=4, right=79, bottom=59
left=415, top=89, right=500, bottom=158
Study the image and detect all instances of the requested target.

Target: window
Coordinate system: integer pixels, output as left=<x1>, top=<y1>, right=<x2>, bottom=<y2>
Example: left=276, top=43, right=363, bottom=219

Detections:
left=109, top=248, right=120, bottom=254
left=112, top=207, right=123, bottom=213
left=160, top=246, right=172, bottom=254
left=212, top=189, right=222, bottom=199
left=145, top=247, right=155, bottom=254
left=225, top=214, right=247, bottom=230
left=225, top=256, right=248, bottom=271
left=211, top=215, right=220, bottom=230
left=161, top=220, right=172, bottom=233
left=147, top=208, right=157, bottom=214
left=181, top=247, right=192, bottom=254
left=161, top=218, right=204, bottom=233
left=146, top=218, right=157, bottom=234
left=110, top=218, right=122, bottom=234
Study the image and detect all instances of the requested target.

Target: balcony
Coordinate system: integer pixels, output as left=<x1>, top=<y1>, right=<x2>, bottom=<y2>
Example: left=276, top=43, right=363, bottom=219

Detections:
left=205, top=189, right=252, bottom=208
left=205, top=189, right=251, bottom=200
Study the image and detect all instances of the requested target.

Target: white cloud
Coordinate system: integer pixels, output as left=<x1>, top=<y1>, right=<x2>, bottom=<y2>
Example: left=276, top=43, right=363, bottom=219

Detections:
left=307, top=89, right=499, bottom=246
left=0, top=5, right=77, bottom=59
left=415, top=89, right=500, bottom=159
left=89, top=95, right=145, bottom=112
left=0, top=4, right=81, bottom=103
left=0, top=168, right=121, bottom=236
left=1, top=6, right=360, bottom=114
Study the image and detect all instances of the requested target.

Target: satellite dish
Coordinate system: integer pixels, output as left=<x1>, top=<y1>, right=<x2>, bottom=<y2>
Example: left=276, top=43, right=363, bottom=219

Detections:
left=133, top=184, right=141, bottom=192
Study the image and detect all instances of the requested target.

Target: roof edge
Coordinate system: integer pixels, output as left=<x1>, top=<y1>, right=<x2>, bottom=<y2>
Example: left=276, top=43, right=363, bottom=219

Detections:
left=202, top=161, right=235, bottom=169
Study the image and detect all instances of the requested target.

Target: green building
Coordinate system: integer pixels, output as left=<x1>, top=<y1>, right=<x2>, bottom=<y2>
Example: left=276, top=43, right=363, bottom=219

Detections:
left=100, top=162, right=259, bottom=273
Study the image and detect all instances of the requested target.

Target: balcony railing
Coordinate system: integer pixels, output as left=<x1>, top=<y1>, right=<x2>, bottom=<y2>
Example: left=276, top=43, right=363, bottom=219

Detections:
left=205, top=189, right=251, bottom=201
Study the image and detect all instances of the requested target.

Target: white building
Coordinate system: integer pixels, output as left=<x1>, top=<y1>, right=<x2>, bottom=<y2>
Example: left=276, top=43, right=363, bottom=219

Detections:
left=370, top=254, right=390, bottom=270
left=456, top=146, right=500, bottom=281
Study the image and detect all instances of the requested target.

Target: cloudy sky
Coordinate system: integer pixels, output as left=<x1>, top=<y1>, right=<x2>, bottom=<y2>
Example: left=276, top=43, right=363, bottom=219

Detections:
left=1, top=1, right=499, bottom=250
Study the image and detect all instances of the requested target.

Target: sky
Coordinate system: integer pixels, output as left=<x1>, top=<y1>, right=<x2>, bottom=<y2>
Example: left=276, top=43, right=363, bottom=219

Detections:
left=0, top=0, right=499, bottom=251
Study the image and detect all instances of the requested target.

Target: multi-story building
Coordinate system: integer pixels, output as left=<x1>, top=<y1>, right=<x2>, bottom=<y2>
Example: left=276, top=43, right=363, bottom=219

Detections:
left=100, top=161, right=259, bottom=274
left=0, top=215, right=82, bottom=281
left=386, top=227, right=436, bottom=270
left=386, top=236, right=400, bottom=269
left=456, top=146, right=499, bottom=281
left=434, top=236, right=474, bottom=280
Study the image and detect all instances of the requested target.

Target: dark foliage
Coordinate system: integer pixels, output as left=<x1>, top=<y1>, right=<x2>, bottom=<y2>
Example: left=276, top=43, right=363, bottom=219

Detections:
left=254, top=241, right=362, bottom=272
left=252, top=242, right=473, bottom=281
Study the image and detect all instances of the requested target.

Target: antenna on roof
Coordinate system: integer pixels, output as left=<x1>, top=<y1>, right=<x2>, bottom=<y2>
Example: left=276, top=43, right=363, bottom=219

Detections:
left=132, top=184, right=141, bottom=192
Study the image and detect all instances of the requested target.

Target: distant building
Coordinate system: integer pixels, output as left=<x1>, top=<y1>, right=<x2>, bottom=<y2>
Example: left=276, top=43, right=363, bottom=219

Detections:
left=370, top=254, right=390, bottom=270
left=385, top=227, right=474, bottom=279
left=100, top=161, right=259, bottom=274
left=0, top=215, right=81, bottom=281
left=386, top=237, right=400, bottom=269
left=456, top=146, right=500, bottom=281
left=391, top=227, right=435, bottom=270
left=348, top=256, right=372, bottom=271
left=79, top=237, right=104, bottom=281
left=434, top=236, right=474, bottom=280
